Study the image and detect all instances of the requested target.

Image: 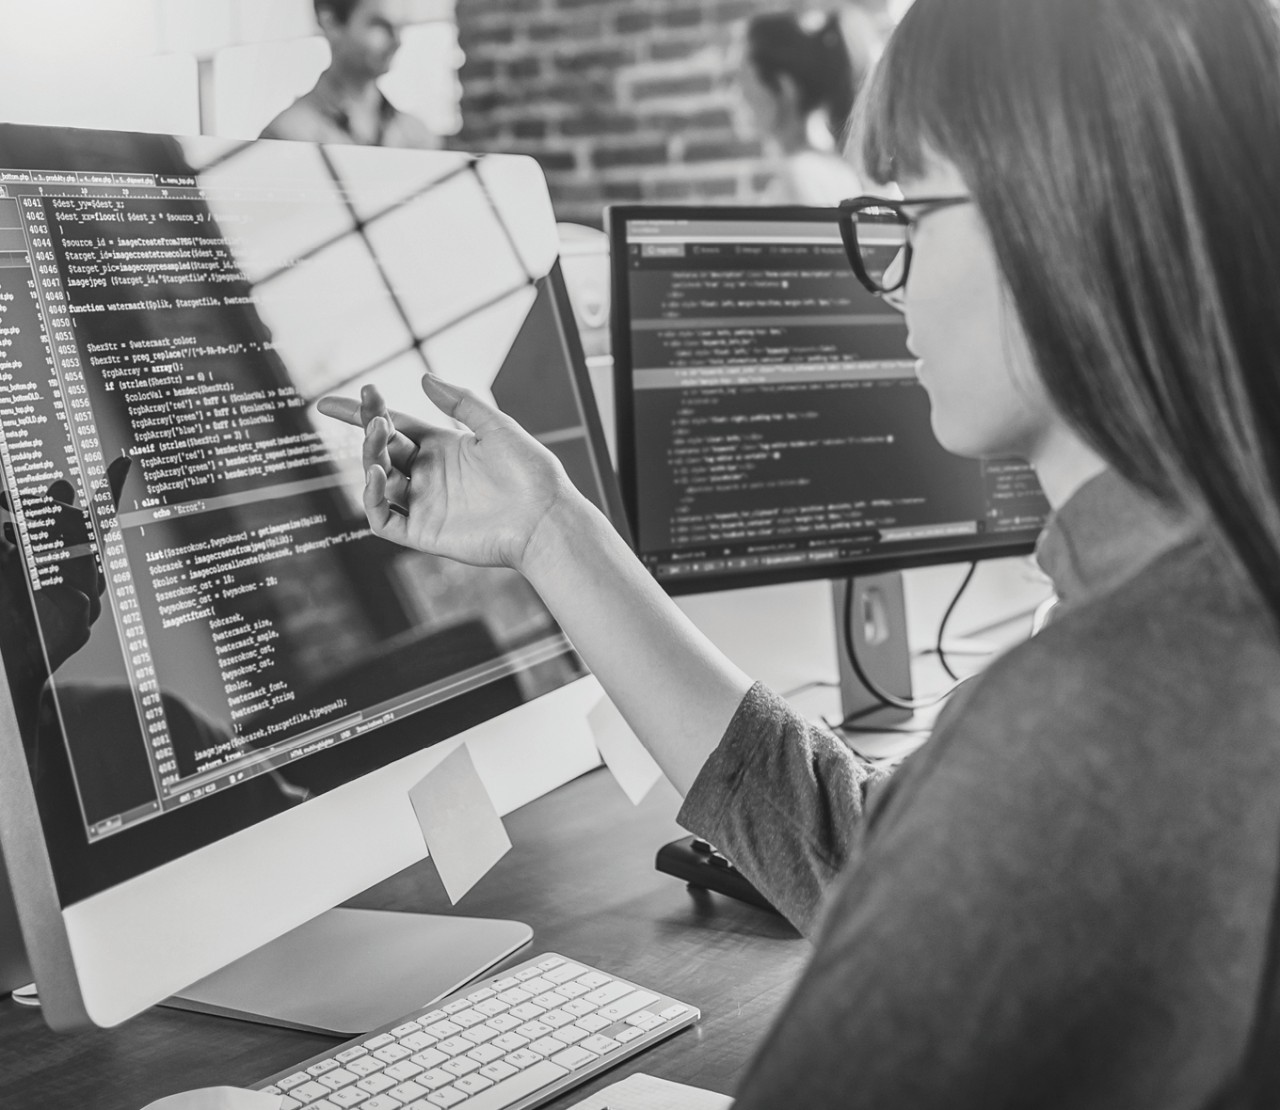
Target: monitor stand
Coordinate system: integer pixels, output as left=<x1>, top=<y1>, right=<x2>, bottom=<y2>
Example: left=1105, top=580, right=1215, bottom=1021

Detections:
left=162, top=907, right=531, bottom=1036
left=831, top=572, right=915, bottom=729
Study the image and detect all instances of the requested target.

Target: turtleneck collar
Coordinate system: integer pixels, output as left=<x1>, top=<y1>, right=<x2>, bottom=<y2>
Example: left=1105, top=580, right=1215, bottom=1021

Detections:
left=1034, top=469, right=1199, bottom=606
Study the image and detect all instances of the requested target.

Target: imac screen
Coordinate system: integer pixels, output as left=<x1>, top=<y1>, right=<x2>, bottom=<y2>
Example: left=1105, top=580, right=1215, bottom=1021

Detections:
left=0, top=126, right=616, bottom=909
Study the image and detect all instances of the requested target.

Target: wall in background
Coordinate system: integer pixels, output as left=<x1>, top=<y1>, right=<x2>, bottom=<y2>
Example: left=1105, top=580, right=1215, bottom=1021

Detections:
left=453, top=0, right=814, bottom=227
left=0, top=0, right=461, bottom=143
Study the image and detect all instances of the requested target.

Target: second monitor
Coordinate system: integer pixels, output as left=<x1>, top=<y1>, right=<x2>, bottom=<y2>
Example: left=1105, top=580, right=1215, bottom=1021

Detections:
left=607, top=205, right=1050, bottom=597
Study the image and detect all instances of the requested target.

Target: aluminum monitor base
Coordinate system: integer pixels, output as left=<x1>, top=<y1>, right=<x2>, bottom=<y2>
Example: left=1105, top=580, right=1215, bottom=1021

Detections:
left=163, top=906, right=531, bottom=1036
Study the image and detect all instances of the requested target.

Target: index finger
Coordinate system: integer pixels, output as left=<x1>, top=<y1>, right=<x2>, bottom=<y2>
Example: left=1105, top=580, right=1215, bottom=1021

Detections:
left=317, top=395, right=426, bottom=472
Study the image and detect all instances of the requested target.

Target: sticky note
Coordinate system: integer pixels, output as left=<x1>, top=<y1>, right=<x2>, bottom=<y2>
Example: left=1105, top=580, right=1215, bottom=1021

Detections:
left=408, top=743, right=511, bottom=904
left=587, top=695, right=664, bottom=805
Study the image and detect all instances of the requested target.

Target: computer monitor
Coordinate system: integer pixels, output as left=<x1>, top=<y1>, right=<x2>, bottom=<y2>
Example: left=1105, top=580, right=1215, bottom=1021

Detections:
left=0, top=123, right=626, bottom=1033
left=607, top=205, right=1052, bottom=716
left=607, top=205, right=1050, bottom=595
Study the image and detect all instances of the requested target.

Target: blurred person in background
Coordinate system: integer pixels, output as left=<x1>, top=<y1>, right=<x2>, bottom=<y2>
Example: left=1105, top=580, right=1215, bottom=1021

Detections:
left=734, top=10, right=869, bottom=204
left=261, top=0, right=438, bottom=149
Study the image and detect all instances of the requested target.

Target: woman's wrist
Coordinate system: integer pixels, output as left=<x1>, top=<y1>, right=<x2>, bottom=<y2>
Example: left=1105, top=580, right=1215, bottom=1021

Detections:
left=518, top=487, right=612, bottom=587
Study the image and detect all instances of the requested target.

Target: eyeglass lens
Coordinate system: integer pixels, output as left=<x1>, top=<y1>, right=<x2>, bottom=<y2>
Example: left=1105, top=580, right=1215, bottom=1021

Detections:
left=855, top=211, right=910, bottom=292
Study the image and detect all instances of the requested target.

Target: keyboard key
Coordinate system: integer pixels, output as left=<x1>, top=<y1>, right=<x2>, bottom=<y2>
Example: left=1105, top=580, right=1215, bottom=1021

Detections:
left=262, top=1087, right=283, bottom=1097
left=317, top=1068, right=359, bottom=1090
left=598, top=991, right=660, bottom=1022
left=421, top=1009, right=447, bottom=1024
left=444, top=1060, right=568, bottom=1110
left=410, top=1048, right=448, bottom=1071
left=532, top=991, right=569, bottom=1010
left=527, top=1036, right=565, bottom=1058
left=583, top=981, right=632, bottom=1006
left=519, top=976, right=554, bottom=994
left=442, top=1057, right=480, bottom=1078
left=580, top=1034, right=621, bottom=1055
left=507, top=1002, right=544, bottom=1021
left=358, top=1098, right=399, bottom=1110
left=550, top=1025, right=588, bottom=1045
left=543, top=963, right=587, bottom=985
left=426, top=1089, right=467, bottom=1108
left=491, top=1033, right=528, bottom=1053
left=389, top=1080, right=429, bottom=1103
left=290, top=1081, right=331, bottom=1103
left=435, top=1036, right=473, bottom=1057
left=328, top=1090, right=368, bottom=1108
left=556, top=981, right=590, bottom=999
left=335, top=1047, right=368, bottom=1064
left=356, top=1074, right=397, bottom=1096
left=371, top=1044, right=411, bottom=1064
left=540, top=1009, right=575, bottom=1029
left=479, top=1060, right=518, bottom=1082
left=561, top=998, right=597, bottom=1017
left=347, top=1057, right=384, bottom=1078
left=537, top=957, right=564, bottom=970
left=496, top=987, right=532, bottom=1005
left=485, top=1013, right=521, bottom=1032
left=515, top=967, right=544, bottom=982
left=660, top=1005, right=689, bottom=1020
left=465, top=1042, right=505, bottom=1065
left=450, top=1008, right=486, bottom=1028
left=515, top=1020, right=553, bottom=1039
left=423, top=1020, right=462, bottom=1039
left=475, top=998, right=508, bottom=1016
left=615, top=1026, right=644, bottom=1043
left=391, top=1021, right=422, bottom=1037
left=504, top=1048, right=543, bottom=1070
left=382, top=1060, right=423, bottom=1082
left=442, top=999, right=471, bottom=1015
left=398, top=1032, right=437, bottom=1053
left=550, top=1045, right=599, bottom=1071
left=466, top=986, right=495, bottom=1003
left=454, top=1074, right=494, bottom=1095
left=461, top=1024, right=498, bottom=1045
left=308, top=1059, right=341, bottom=1077
left=417, top=1069, right=454, bottom=1091
left=576, top=972, right=611, bottom=989
left=279, top=1073, right=312, bottom=1092
left=491, top=977, right=519, bottom=991
left=575, top=1013, right=613, bottom=1033
left=363, top=1034, right=395, bottom=1051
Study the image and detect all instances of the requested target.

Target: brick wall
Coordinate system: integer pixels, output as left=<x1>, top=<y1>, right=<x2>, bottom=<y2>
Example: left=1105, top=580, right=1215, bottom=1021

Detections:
left=453, top=0, right=815, bottom=227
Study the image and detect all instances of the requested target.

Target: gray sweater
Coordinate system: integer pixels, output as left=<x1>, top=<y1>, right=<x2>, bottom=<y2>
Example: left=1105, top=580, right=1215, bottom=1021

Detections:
left=678, top=470, right=1280, bottom=1108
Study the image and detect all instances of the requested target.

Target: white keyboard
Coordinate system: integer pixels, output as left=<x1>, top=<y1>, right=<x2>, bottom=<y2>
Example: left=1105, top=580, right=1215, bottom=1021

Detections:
left=254, top=953, right=700, bottom=1110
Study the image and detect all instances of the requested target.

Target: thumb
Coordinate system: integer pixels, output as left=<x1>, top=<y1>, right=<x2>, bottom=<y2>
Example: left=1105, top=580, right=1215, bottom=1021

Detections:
left=420, top=373, right=509, bottom=435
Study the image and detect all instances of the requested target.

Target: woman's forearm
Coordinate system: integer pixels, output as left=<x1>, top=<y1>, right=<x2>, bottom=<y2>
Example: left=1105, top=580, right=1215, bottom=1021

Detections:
left=522, top=493, right=754, bottom=796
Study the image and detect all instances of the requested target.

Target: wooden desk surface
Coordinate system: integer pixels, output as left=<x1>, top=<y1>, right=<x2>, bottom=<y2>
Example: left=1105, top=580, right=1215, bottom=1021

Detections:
left=0, top=767, right=807, bottom=1110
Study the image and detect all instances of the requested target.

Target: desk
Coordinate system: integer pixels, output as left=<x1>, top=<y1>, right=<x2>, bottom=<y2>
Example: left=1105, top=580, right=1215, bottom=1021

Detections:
left=0, top=768, right=807, bottom=1110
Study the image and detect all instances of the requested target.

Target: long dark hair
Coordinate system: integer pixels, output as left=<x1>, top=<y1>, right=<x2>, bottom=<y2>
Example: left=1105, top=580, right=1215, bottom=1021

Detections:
left=747, top=12, right=863, bottom=143
left=855, top=3, right=1280, bottom=1103
left=855, top=0, right=1280, bottom=634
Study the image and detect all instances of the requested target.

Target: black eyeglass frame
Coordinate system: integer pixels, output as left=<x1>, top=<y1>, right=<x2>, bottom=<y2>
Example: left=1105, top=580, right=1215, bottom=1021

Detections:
left=837, top=195, right=972, bottom=295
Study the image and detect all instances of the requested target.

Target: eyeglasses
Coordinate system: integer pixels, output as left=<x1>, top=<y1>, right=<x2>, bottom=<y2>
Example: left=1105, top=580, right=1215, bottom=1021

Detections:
left=836, top=195, right=972, bottom=295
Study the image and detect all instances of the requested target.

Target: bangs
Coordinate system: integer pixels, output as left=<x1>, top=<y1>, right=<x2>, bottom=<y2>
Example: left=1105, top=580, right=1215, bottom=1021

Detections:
left=850, top=0, right=960, bottom=185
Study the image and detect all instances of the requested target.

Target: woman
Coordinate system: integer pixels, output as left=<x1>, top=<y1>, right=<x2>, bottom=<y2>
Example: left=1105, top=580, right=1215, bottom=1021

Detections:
left=321, top=0, right=1280, bottom=1103
left=735, top=11, right=868, bottom=204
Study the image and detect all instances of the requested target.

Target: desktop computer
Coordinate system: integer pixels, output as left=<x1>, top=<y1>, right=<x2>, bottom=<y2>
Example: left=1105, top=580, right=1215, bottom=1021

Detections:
left=607, top=204, right=1053, bottom=905
left=0, top=120, right=656, bottom=1059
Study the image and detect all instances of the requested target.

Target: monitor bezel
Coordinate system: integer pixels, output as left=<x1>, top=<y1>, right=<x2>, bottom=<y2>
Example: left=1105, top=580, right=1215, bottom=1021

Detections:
left=605, top=203, right=1039, bottom=596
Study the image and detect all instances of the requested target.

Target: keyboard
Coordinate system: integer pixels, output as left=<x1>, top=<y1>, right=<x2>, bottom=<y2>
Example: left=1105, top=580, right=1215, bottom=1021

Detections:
left=254, top=953, right=700, bottom=1110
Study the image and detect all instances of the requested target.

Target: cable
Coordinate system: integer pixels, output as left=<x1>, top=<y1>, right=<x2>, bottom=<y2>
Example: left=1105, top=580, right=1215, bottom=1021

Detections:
left=837, top=567, right=978, bottom=718
left=935, top=561, right=978, bottom=681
